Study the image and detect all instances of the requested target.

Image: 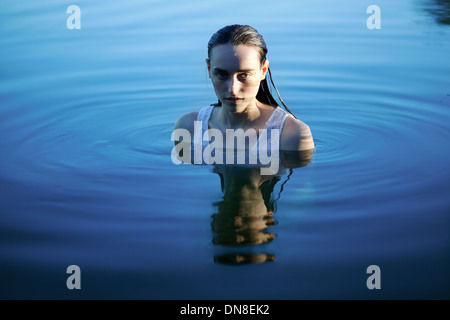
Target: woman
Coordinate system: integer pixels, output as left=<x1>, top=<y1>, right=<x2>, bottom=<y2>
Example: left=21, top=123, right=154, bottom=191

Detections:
left=174, top=24, right=314, bottom=165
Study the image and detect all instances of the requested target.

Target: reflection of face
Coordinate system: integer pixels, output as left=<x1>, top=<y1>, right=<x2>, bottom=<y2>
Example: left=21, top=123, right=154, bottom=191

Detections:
left=211, top=198, right=275, bottom=246
left=207, top=43, right=269, bottom=111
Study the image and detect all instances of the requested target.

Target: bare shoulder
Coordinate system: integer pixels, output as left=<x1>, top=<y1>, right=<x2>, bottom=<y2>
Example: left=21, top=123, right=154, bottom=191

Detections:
left=280, top=115, right=315, bottom=151
left=174, top=111, right=199, bottom=134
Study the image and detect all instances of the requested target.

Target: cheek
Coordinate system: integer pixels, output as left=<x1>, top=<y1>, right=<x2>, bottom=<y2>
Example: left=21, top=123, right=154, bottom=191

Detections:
left=211, top=79, right=226, bottom=92
left=244, top=79, right=261, bottom=93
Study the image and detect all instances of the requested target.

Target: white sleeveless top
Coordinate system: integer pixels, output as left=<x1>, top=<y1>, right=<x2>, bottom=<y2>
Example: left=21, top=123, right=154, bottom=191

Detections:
left=191, top=105, right=288, bottom=176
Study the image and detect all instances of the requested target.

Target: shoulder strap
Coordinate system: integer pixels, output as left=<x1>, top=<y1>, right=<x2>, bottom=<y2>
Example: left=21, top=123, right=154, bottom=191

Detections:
left=193, top=105, right=215, bottom=152
left=196, top=105, right=215, bottom=133
left=264, top=107, right=288, bottom=132
left=251, top=107, right=288, bottom=165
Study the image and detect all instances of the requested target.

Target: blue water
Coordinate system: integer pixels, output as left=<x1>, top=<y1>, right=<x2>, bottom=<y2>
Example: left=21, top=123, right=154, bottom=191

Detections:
left=1, top=0, right=449, bottom=299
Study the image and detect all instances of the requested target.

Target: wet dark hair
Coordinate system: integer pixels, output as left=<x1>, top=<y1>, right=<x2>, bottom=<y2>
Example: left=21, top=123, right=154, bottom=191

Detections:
left=207, top=24, right=297, bottom=119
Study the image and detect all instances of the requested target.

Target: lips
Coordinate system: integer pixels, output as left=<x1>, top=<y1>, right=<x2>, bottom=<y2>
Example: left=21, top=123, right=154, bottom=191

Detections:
left=225, top=97, right=243, bottom=103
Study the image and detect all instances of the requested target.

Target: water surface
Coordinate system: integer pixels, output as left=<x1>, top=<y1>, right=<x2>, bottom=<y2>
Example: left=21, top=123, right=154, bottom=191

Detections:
left=0, top=0, right=449, bottom=299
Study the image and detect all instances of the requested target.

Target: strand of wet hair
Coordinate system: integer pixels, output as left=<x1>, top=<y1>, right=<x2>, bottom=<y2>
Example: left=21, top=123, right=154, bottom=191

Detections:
left=267, top=68, right=298, bottom=120
left=270, top=168, right=294, bottom=213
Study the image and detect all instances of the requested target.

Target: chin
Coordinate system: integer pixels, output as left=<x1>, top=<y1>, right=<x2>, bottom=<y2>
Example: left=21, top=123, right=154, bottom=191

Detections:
left=222, top=99, right=245, bottom=109
left=222, top=104, right=238, bottom=113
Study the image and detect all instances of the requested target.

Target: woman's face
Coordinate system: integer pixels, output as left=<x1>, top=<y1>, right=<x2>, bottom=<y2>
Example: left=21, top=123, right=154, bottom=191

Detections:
left=207, top=43, right=269, bottom=111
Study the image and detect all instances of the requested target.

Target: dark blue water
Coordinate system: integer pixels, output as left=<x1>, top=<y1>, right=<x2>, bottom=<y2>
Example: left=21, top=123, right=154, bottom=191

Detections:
left=1, top=0, right=449, bottom=299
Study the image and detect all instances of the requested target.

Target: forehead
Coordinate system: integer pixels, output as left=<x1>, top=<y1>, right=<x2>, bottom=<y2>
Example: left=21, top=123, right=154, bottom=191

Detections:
left=209, top=43, right=261, bottom=70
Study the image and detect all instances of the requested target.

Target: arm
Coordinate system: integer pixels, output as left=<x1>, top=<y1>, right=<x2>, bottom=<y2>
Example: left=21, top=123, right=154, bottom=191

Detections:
left=174, top=111, right=198, bottom=137
left=280, top=115, right=315, bottom=151
left=279, top=116, right=314, bottom=168
left=172, top=111, right=198, bottom=164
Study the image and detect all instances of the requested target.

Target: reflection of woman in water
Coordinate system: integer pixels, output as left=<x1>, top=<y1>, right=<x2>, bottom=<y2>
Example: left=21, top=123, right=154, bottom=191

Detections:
left=174, top=24, right=314, bottom=155
left=212, top=165, right=277, bottom=247
left=211, top=165, right=280, bottom=265
left=211, top=154, right=311, bottom=265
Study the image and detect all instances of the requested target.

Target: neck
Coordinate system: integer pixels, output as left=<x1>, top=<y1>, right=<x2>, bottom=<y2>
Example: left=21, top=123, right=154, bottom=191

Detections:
left=219, top=100, right=261, bottom=129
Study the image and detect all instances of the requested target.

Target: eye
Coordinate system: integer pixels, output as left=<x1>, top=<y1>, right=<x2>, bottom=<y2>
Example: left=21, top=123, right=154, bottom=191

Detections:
left=215, top=71, right=228, bottom=80
left=238, top=73, right=251, bottom=80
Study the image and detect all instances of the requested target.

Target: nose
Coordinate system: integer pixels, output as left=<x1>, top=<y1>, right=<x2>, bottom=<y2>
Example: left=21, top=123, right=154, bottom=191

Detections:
left=227, top=76, right=240, bottom=95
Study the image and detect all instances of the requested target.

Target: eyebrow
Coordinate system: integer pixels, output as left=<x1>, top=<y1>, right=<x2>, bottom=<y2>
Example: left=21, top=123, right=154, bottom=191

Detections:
left=212, top=67, right=256, bottom=73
